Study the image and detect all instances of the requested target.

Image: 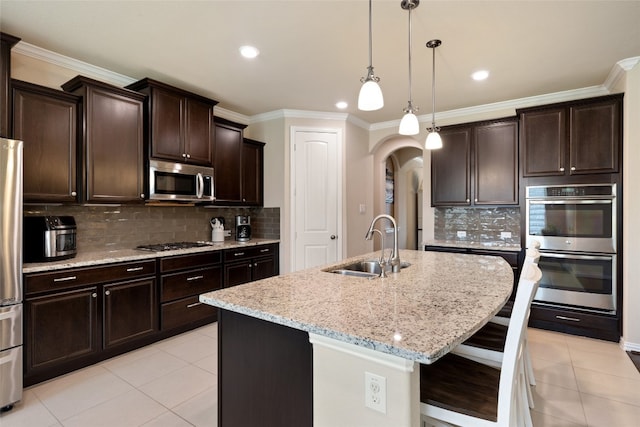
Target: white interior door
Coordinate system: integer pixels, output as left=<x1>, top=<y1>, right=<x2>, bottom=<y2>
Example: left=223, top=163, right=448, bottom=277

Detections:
left=292, top=128, right=341, bottom=271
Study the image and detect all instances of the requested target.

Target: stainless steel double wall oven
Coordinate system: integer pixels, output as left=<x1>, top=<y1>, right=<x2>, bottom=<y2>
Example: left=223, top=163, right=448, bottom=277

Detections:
left=526, top=184, right=617, bottom=314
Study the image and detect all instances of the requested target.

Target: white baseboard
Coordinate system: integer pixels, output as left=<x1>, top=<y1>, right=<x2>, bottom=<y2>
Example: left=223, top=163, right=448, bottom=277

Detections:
left=620, top=338, right=640, bottom=352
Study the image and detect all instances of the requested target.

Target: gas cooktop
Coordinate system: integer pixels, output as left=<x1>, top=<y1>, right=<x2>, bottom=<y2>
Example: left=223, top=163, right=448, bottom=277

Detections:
left=135, top=241, right=213, bottom=252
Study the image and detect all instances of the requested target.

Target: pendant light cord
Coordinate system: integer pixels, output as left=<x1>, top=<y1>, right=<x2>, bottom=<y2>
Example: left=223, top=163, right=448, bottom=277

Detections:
left=407, top=6, right=413, bottom=106
left=430, top=43, right=436, bottom=128
left=368, top=0, right=373, bottom=68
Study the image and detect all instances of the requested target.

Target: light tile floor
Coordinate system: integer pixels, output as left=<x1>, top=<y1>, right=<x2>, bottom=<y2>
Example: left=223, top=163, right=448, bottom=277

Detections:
left=2, top=325, right=639, bottom=426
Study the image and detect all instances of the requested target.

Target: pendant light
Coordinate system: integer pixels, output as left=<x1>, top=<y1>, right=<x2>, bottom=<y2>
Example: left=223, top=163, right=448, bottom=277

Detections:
left=358, top=0, right=384, bottom=111
left=425, top=39, right=443, bottom=149
left=399, top=0, right=420, bottom=135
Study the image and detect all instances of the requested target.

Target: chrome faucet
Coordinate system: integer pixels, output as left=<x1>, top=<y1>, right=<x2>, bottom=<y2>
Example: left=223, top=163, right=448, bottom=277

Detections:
left=365, top=214, right=401, bottom=273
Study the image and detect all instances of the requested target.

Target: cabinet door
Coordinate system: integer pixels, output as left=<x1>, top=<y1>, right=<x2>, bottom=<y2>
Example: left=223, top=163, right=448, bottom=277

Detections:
left=224, top=261, right=252, bottom=288
left=151, top=88, right=184, bottom=161
left=13, top=81, right=78, bottom=203
left=253, top=256, right=277, bottom=281
left=85, top=86, right=145, bottom=202
left=184, top=98, right=213, bottom=166
left=474, top=121, right=518, bottom=205
left=521, top=108, right=566, bottom=177
left=242, top=139, right=264, bottom=205
left=431, top=127, right=471, bottom=206
left=214, top=122, right=243, bottom=203
left=103, top=278, right=157, bottom=349
left=569, top=98, right=620, bottom=174
left=25, top=287, right=99, bottom=373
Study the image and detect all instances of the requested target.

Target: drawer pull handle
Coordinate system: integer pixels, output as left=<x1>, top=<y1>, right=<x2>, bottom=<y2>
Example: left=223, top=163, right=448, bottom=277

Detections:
left=556, top=315, right=580, bottom=322
left=105, top=290, right=111, bottom=296
left=126, top=267, right=144, bottom=272
left=53, top=276, right=77, bottom=282
left=186, top=302, right=202, bottom=308
left=260, top=249, right=269, bottom=253
left=187, top=275, right=204, bottom=282
left=234, top=252, right=245, bottom=256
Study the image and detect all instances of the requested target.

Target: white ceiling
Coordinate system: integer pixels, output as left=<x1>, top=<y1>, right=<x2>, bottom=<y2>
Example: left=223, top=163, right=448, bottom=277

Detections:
left=1, top=1, right=639, bottom=125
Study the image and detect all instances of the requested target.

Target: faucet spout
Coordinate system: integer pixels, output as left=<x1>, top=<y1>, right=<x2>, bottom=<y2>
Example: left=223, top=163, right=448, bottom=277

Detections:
left=365, top=214, right=401, bottom=273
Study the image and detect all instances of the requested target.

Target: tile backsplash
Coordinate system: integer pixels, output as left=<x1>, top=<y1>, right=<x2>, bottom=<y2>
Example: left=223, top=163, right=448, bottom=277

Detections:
left=434, top=207, right=521, bottom=245
left=23, top=205, right=280, bottom=252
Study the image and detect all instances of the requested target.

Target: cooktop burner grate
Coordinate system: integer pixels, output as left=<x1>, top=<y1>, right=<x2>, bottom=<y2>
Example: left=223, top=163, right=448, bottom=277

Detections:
left=135, top=241, right=213, bottom=252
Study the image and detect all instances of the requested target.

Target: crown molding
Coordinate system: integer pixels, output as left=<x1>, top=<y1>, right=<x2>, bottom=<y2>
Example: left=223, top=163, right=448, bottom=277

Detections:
left=14, top=41, right=136, bottom=86
left=250, top=109, right=349, bottom=124
left=604, top=56, right=640, bottom=90
left=213, top=106, right=250, bottom=125
left=369, top=85, right=610, bottom=132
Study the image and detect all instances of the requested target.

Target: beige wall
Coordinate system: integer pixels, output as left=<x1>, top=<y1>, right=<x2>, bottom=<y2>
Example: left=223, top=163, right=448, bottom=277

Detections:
left=620, top=63, right=640, bottom=348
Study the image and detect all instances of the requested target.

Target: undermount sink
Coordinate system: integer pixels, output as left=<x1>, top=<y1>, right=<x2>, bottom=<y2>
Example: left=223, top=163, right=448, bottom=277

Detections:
left=327, top=259, right=411, bottom=279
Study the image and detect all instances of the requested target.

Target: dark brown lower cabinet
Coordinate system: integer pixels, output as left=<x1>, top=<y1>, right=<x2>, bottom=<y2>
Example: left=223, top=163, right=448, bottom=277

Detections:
left=159, top=252, right=223, bottom=331
left=218, top=309, right=313, bottom=427
left=103, top=278, right=157, bottom=349
left=26, top=287, right=100, bottom=373
left=23, top=260, right=157, bottom=386
left=223, top=244, right=279, bottom=287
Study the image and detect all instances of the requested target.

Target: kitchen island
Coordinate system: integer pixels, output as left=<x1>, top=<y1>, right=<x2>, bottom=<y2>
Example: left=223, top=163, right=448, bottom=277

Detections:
left=200, top=249, right=513, bottom=427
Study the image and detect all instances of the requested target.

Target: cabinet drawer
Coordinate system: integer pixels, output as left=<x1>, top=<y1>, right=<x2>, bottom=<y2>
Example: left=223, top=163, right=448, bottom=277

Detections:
left=161, top=266, right=222, bottom=302
left=224, top=244, right=277, bottom=262
left=161, top=295, right=217, bottom=331
left=159, top=251, right=222, bottom=273
left=25, top=260, right=156, bottom=295
left=530, top=304, right=619, bottom=342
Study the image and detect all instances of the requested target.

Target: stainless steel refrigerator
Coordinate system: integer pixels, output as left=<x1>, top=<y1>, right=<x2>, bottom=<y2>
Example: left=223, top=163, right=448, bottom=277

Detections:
left=0, top=138, right=23, bottom=410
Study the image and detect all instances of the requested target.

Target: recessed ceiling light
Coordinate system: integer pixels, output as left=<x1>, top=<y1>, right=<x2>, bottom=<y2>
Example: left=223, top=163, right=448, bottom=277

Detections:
left=472, top=70, right=489, bottom=81
left=239, top=45, right=259, bottom=59
left=335, top=101, right=348, bottom=109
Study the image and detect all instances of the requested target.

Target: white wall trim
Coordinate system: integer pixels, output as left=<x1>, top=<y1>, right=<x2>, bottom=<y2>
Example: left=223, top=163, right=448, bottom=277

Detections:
left=621, top=337, right=640, bottom=353
left=604, top=56, right=640, bottom=90
left=309, top=333, right=415, bottom=372
left=213, top=106, right=250, bottom=125
left=14, top=41, right=136, bottom=86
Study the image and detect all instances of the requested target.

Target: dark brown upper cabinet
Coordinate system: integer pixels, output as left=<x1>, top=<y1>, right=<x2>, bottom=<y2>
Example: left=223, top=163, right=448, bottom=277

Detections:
left=519, top=94, right=622, bottom=177
left=12, top=80, right=80, bottom=203
left=242, top=138, right=265, bottom=206
left=1, top=32, right=21, bottom=138
left=62, top=75, right=146, bottom=204
left=213, top=118, right=264, bottom=206
left=126, top=78, right=218, bottom=167
left=431, top=118, right=518, bottom=207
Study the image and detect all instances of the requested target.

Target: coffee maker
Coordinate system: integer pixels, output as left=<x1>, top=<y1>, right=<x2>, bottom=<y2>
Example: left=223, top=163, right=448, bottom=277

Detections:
left=235, top=215, right=251, bottom=242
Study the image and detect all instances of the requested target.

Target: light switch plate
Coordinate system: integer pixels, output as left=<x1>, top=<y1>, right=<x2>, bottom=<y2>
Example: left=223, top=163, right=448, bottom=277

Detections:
left=500, top=231, right=512, bottom=239
left=457, top=230, right=466, bottom=238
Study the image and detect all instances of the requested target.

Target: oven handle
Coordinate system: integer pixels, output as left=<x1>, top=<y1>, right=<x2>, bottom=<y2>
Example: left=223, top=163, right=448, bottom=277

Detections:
left=540, top=252, right=614, bottom=261
left=528, top=199, right=612, bottom=205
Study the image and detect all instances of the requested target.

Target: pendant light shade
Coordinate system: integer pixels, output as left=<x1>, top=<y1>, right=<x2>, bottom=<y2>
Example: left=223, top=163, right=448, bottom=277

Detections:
left=425, top=130, right=443, bottom=149
left=425, top=39, right=442, bottom=149
left=399, top=0, right=419, bottom=135
left=399, top=109, right=420, bottom=135
left=358, top=0, right=383, bottom=111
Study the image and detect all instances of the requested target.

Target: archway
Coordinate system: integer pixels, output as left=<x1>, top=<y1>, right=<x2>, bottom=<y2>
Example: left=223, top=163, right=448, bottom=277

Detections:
left=372, top=135, right=424, bottom=250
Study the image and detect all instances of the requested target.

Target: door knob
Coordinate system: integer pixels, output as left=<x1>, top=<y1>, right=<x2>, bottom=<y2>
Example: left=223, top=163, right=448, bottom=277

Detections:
left=330, top=235, right=337, bottom=240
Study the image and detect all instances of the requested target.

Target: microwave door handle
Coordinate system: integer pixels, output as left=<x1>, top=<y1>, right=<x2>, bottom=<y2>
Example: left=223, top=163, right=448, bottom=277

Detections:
left=528, top=199, right=612, bottom=205
left=196, top=173, right=204, bottom=199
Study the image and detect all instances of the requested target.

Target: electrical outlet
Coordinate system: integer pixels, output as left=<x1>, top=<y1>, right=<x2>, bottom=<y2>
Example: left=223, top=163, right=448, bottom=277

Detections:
left=365, top=372, right=386, bottom=414
left=456, top=230, right=467, bottom=238
left=500, top=231, right=512, bottom=239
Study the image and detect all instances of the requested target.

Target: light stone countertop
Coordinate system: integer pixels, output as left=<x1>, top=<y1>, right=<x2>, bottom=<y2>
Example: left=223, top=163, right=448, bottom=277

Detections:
left=22, top=238, right=279, bottom=273
left=200, top=249, right=513, bottom=364
left=425, top=239, right=521, bottom=252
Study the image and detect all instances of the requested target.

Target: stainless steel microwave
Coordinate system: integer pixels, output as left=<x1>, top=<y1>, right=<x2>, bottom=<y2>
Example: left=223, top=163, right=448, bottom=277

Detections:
left=149, top=160, right=215, bottom=202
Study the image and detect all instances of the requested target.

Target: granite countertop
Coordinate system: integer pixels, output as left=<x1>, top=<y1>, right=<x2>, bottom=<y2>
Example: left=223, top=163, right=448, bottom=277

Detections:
left=425, top=239, right=521, bottom=252
left=200, top=249, right=513, bottom=364
left=22, top=238, right=280, bottom=273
